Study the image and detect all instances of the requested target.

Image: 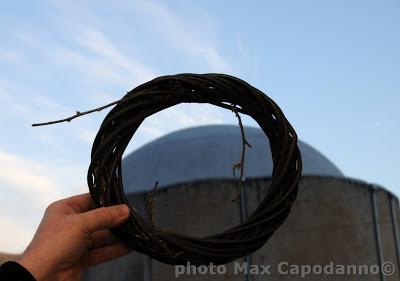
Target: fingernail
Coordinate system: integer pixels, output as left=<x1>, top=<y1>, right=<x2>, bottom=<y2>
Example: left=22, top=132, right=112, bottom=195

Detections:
left=117, top=204, right=130, bottom=218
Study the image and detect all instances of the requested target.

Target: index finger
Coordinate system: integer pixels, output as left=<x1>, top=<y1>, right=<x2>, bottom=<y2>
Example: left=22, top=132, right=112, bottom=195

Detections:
left=62, top=193, right=95, bottom=213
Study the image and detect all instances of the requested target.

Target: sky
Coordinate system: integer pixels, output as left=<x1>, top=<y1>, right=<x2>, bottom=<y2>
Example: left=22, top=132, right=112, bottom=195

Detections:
left=0, top=0, right=399, bottom=253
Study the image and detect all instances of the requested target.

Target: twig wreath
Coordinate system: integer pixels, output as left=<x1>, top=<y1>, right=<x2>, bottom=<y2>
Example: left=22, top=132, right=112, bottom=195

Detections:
left=33, top=73, right=302, bottom=265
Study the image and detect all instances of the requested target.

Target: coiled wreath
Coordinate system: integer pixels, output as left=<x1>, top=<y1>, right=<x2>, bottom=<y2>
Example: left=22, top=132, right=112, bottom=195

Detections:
left=87, top=73, right=302, bottom=265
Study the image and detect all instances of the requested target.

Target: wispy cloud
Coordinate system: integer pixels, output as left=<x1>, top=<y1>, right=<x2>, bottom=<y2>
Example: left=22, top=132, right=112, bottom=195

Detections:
left=132, top=0, right=231, bottom=72
left=0, top=148, right=88, bottom=252
left=0, top=82, right=96, bottom=146
left=52, top=28, right=157, bottom=88
left=0, top=216, right=33, bottom=253
left=0, top=149, right=62, bottom=252
left=236, top=33, right=260, bottom=75
left=140, top=125, right=164, bottom=138
left=52, top=47, right=126, bottom=85
left=75, top=128, right=97, bottom=144
left=0, top=81, right=68, bottom=121
left=126, top=103, right=226, bottom=152
left=0, top=150, right=62, bottom=208
left=76, top=29, right=156, bottom=83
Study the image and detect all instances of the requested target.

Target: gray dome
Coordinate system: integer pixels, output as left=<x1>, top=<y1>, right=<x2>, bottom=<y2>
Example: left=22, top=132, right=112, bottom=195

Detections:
left=122, top=125, right=343, bottom=193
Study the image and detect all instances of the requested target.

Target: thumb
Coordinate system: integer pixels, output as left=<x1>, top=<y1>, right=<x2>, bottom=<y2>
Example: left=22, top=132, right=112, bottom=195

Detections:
left=81, top=204, right=130, bottom=233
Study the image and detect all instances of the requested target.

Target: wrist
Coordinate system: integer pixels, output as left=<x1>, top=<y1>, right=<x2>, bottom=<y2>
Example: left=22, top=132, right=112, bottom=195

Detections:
left=16, top=247, right=53, bottom=281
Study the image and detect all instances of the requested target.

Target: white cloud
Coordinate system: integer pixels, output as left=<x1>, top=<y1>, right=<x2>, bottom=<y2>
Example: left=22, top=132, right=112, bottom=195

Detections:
left=162, top=104, right=225, bottom=127
left=0, top=150, right=62, bottom=208
left=0, top=83, right=69, bottom=123
left=76, top=128, right=98, bottom=144
left=76, top=29, right=156, bottom=84
left=0, top=217, right=33, bottom=253
left=140, top=125, right=164, bottom=138
left=52, top=47, right=126, bottom=84
left=0, top=82, right=103, bottom=146
left=126, top=103, right=227, bottom=152
left=0, top=148, right=89, bottom=253
left=49, top=28, right=157, bottom=90
left=133, top=0, right=231, bottom=72
left=45, top=21, right=229, bottom=146
left=0, top=149, right=66, bottom=253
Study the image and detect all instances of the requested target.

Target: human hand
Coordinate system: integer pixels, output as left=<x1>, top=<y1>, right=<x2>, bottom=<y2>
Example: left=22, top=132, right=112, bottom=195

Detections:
left=16, top=193, right=132, bottom=281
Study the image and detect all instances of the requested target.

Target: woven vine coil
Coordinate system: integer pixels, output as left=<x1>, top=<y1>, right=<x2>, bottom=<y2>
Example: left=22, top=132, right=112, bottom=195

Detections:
left=87, top=73, right=302, bottom=265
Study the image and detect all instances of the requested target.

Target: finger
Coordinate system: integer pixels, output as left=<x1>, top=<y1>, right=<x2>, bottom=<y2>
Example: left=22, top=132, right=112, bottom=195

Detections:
left=80, top=204, right=130, bottom=233
left=88, top=242, right=132, bottom=266
left=61, top=193, right=95, bottom=214
left=90, top=229, right=120, bottom=249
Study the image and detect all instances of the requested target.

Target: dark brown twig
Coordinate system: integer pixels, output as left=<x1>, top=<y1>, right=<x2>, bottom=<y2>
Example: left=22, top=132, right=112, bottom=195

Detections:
left=146, top=180, right=159, bottom=225
left=231, top=105, right=252, bottom=202
left=31, top=100, right=120, bottom=127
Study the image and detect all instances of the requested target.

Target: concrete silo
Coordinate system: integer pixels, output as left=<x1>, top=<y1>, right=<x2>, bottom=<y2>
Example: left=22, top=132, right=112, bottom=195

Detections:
left=83, top=125, right=399, bottom=281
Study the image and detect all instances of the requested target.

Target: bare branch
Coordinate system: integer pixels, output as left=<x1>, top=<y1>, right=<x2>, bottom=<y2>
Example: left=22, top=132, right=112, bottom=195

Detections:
left=146, top=180, right=159, bottom=225
left=31, top=100, right=120, bottom=127
left=231, top=105, right=252, bottom=202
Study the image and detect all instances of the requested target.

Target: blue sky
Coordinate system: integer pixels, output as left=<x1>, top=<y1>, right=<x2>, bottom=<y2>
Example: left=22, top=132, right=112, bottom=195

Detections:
left=0, top=0, right=399, bottom=252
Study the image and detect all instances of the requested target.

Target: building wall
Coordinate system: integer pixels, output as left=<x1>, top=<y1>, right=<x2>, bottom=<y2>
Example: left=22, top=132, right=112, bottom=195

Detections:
left=83, top=177, right=400, bottom=281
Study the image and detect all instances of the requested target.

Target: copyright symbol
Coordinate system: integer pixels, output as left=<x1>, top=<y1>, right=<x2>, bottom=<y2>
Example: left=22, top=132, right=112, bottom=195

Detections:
left=382, top=262, right=395, bottom=276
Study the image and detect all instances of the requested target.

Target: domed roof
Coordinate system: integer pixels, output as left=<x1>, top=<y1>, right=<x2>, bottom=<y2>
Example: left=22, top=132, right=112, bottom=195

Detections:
left=122, top=125, right=343, bottom=193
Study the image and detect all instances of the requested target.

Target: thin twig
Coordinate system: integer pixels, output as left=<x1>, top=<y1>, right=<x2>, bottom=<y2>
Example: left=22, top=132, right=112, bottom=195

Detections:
left=231, top=105, right=252, bottom=202
left=146, top=180, right=159, bottom=225
left=31, top=100, right=120, bottom=127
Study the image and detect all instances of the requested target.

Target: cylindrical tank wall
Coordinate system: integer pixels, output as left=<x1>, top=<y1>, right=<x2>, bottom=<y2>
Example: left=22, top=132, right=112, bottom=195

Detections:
left=83, top=177, right=400, bottom=280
